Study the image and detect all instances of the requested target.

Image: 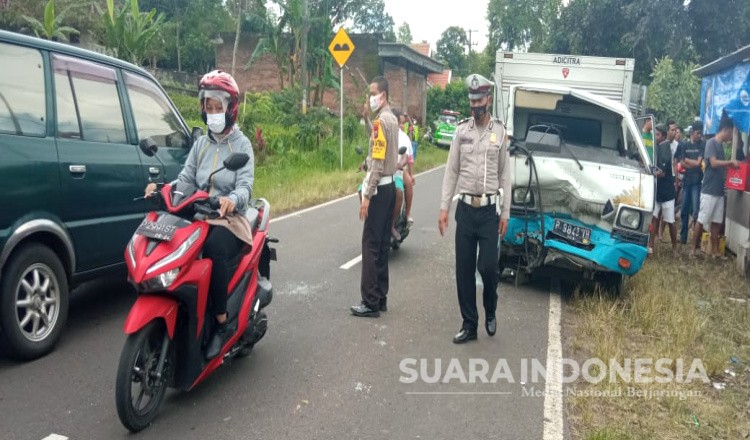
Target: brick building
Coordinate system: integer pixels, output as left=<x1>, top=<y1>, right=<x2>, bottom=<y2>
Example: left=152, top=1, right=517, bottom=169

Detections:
left=215, top=33, right=443, bottom=125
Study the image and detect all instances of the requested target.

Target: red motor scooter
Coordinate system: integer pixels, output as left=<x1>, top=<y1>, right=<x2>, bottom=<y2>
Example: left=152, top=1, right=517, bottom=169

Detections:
left=115, top=140, right=277, bottom=432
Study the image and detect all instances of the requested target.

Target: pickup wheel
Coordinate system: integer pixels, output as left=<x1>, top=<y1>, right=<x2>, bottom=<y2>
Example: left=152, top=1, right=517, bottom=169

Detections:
left=601, top=272, right=627, bottom=296
left=0, top=243, right=69, bottom=360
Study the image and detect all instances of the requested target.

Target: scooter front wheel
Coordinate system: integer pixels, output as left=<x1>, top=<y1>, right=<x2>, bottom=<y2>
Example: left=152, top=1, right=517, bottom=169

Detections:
left=115, top=321, right=171, bottom=432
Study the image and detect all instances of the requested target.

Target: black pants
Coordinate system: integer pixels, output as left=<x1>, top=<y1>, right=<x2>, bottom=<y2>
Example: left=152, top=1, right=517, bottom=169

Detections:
left=454, top=201, right=499, bottom=331
left=361, top=182, right=396, bottom=309
left=203, top=226, right=244, bottom=316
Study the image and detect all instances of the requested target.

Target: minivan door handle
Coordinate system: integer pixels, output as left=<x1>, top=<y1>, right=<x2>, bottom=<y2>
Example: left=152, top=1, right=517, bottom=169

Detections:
left=148, top=167, right=160, bottom=176
left=69, top=165, right=86, bottom=174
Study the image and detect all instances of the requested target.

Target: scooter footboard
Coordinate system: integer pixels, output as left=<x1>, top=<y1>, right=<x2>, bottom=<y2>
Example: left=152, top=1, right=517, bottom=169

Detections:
left=124, top=294, right=178, bottom=339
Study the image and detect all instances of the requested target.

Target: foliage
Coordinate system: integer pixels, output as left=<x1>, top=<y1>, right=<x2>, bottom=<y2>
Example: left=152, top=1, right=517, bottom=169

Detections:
left=645, top=57, right=701, bottom=128
left=487, top=0, right=560, bottom=51
left=346, top=0, right=395, bottom=41
left=99, top=0, right=165, bottom=65
left=22, top=0, right=80, bottom=42
left=688, top=0, right=750, bottom=66
left=435, top=26, right=468, bottom=78
left=396, top=22, right=412, bottom=44
left=426, top=81, right=471, bottom=130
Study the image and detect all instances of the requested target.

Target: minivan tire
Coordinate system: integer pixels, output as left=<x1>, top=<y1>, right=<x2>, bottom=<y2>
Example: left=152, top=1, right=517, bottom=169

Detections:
left=0, top=243, right=69, bottom=360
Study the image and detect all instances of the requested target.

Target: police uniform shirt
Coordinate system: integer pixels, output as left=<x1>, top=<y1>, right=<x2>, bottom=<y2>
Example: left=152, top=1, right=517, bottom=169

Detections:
left=363, top=104, right=399, bottom=198
left=440, top=117, right=512, bottom=219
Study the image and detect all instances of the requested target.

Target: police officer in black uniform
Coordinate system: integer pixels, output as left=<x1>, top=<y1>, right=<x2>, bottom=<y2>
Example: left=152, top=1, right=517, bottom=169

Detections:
left=438, top=74, right=512, bottom=344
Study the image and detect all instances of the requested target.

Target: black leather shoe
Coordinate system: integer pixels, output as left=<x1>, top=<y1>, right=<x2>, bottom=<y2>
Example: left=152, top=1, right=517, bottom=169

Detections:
left=452, top=329, right=477, bottom=344
left=206, top=323, right=230, bottom=359
left=486, top=316, right=497, bottom=336
left=379, top=299, right=387, bottom=312
left=350, top=303, right=380, bottom=318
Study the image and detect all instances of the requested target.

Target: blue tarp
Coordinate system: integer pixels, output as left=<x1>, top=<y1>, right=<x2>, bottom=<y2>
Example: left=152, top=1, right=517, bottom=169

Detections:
left=700, top=62, right=750, bottom=135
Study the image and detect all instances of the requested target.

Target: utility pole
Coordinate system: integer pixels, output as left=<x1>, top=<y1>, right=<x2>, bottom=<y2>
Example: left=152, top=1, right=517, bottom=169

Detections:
left=301, top=0, right=308, bottom=114
left=466, top=29, right=479, bottom=55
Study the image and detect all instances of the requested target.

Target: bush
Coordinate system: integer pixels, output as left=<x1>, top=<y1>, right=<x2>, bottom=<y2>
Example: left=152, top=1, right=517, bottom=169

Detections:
left=426, top=81, right=470, bottom=128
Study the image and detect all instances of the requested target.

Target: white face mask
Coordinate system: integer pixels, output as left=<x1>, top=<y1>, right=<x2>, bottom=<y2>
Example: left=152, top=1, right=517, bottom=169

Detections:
left=207, top=113, right=226, bottom=134
left=369, top=93, right=382, bottom=112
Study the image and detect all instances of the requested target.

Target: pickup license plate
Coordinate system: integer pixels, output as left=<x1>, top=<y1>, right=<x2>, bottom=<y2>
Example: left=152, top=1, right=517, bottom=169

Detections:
left=136, top=220, right=177, bottom=241
left=552, top=219, right=591, bottom=245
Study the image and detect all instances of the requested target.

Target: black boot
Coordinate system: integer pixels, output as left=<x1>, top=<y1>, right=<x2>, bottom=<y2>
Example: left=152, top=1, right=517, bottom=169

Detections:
left=206, top=322, right=230, bottom=360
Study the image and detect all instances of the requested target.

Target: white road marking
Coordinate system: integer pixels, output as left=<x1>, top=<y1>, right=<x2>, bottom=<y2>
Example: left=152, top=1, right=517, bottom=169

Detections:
left=543, top=280, right=564, bottom=440
left=271, top=165, right=446, bottom=224
left=340, top=255, right=362, bottom=270
left=42, top=435, right=68, bottom=440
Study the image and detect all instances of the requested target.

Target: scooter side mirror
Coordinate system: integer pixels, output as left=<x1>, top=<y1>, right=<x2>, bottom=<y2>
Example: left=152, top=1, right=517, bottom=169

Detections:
left=398, top=146, right=407, bottom=155
left=223, top=152, right=250, bottom=171
left=139, top=137, right=158, bottom=157
left=355, top=146, right=364, bottom=156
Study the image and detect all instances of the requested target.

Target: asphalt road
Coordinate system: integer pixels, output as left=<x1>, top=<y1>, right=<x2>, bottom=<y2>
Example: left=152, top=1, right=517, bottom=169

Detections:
left=0, top=167, right=567, bottom=440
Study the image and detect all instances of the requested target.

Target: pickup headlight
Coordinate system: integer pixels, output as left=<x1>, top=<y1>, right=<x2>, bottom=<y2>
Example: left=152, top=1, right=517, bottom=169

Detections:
left=616, top=208, right=643, bottom=230
left=512, top=187, right=535, bottom=206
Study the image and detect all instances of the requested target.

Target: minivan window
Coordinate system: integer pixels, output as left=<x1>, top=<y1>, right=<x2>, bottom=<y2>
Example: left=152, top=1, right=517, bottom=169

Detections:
left=52, top=54, right=127, bottom=144
left=0, top=42, right=46, bottom=137
left=124, top=72, right=188, bottom=149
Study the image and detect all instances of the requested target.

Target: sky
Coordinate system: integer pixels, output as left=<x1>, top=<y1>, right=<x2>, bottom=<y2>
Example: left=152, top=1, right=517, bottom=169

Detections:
left=382, top=0, right=490, bottom=54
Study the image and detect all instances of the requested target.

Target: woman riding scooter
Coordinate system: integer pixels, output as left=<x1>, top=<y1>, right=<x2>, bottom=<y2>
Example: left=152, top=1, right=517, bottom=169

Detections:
left=144, top=70, right=254, bottom=359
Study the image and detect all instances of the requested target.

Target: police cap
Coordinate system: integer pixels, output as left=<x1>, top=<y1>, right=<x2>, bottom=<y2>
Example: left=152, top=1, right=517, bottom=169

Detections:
left=466, top=74, right=493, bottom=100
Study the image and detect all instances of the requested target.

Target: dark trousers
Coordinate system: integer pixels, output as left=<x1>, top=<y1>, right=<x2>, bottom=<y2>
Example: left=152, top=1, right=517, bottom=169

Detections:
left=361, top=182, right=396, bottom=309
left=203, top=225, right=244, bottom=316
left=454, top=201, right=499, bottom=332
left=681, top=183, right=701, bottom=243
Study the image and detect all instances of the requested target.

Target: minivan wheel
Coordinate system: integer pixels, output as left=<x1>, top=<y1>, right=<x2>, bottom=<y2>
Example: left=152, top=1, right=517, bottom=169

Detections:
left=0, top=244, right=69, bottom=360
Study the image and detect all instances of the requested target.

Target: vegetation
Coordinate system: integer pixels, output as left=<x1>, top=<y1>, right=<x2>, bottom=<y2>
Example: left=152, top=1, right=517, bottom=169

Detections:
left=566, top=245, right=750, bottom=439
left=100, top=0, right=165, bottom=66
left=22, top=0, right=79, bottom=42
left=645, top=57, right=702, bottom=128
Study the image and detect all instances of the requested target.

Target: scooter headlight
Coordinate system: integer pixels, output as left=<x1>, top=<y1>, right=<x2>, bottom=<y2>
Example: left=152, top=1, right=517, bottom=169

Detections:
left=616, top=208, right=643, bottom=231
left=127, top=237, right=136, bottom=267
left=146, top=229, right=201, bottom=275
left=141, top=267, right=181, bottom=291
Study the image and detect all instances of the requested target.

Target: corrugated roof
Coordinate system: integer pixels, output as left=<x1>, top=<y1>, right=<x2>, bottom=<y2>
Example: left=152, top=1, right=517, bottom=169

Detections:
left=693, top=44, right=750, bottom=77
left=427, top=69, right=452, bottom=88
left=410, top=43, right=430, bottom=57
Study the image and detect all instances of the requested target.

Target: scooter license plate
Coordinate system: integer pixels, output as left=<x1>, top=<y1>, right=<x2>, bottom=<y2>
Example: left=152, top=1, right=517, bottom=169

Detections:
left=136, top=219, right=177, bottom=241
left=552, top=219, right=591, bottom=245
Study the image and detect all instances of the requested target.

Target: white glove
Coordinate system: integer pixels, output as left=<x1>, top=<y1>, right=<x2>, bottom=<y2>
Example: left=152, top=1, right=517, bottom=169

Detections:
left=496, top=188, right=504, bottom=216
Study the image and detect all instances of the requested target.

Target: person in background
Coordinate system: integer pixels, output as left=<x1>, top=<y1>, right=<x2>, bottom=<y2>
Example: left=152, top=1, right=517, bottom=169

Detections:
left=641, top=118, right=654, bottom=163
left=648, top=123, right=679, bottom=257
left=690, top=116, right=739, bottom=259
left=675, top=120, right=705, bottom=244
left=390, top=109, right=413, bottom=240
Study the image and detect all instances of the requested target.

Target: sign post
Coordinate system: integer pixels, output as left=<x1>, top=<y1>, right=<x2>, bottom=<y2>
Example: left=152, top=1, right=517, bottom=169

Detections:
left=328, top=28, right=355, bottom=169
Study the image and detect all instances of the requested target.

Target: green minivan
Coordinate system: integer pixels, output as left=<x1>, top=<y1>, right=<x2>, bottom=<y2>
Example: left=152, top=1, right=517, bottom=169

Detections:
left=0, top=30, right=196, bottom=360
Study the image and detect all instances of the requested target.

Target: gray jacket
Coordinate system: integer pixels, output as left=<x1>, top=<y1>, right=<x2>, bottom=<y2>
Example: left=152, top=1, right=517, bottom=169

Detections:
left=176, top=127, right=254, bottom=214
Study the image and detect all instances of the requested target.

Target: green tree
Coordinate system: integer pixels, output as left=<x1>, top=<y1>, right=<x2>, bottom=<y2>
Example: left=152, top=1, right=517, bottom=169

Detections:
left=487, top=0, right=560, bottom=51
left=436, top=26, right=468, bottom=78
left=346, top=0, right=395, bottom=41
left=688, top=0, right=750, bottom=65
left=427, top=81, right=471, bottom=129
left=100, top=0, right=165, bottom=65
left=645, top=57, right=701, bottom=128
left=396, top=22, right=412, bottom=44
left=22, top=0, right=80, bottom=42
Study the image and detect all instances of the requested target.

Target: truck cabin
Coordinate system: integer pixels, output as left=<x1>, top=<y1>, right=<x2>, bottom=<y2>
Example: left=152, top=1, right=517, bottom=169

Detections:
left=509, top=88, right=648, bottom=170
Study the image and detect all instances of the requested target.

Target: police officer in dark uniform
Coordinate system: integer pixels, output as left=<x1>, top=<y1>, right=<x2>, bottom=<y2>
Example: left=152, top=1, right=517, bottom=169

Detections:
left=438, top=74, right=512, bottom=344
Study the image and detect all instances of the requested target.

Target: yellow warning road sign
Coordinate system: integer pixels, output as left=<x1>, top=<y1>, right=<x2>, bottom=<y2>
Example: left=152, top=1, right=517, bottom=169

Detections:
left=328, top=27, right=355, bottom=68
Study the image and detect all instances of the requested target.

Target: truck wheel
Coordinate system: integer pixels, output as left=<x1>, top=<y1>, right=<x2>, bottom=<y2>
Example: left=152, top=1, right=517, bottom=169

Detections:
left=0, top=243, right=69, bottom=360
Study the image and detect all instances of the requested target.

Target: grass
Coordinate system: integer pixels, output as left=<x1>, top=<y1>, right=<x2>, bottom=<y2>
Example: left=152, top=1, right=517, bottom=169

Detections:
left=565, top=234, right=750, bottom=440
left=255, top=139, right=448, bottom=215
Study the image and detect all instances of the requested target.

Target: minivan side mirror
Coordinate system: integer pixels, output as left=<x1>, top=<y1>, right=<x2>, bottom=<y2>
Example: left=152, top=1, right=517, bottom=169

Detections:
left=139, top=137, right=158, bottom=157
left=223, top=152, right=250, bottom=171
left=191, top=126, right=204, bottom=143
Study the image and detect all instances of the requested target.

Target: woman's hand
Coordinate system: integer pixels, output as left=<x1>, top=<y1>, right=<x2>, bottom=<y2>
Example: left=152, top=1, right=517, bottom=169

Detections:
left=144, top=183, right=157, bottom=198
left=218, top=197, right=236, bottom=218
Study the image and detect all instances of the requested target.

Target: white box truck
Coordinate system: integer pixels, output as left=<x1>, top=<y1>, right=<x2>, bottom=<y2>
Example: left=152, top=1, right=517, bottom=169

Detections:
left=494, top=52, right=638, bottom=122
